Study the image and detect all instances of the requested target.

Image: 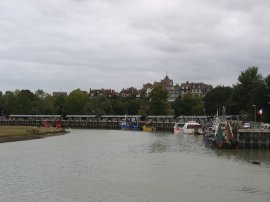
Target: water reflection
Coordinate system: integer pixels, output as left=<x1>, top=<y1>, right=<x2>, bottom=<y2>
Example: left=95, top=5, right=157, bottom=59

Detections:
left=146, top=132, right=206, bottom=154
left=148, top=140, right=169, bottom=153
left=212, top=149, right=270, bottom=166
left=147, top=132, right=270, bottom=166
left=0, top=129, right=269, bottom=202
left=146, top=132, right=170, bottom=153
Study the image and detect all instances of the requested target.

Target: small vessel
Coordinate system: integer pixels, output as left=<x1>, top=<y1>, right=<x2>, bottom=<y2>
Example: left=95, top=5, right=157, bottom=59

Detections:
left=120, top=116, right=140, bottom=130
left=120, top=122, right=139, bottom=130
left=203, top=127, right=215, bottom=148
left=143, top=123, right=156, bottom=132
left=183, top=121, right=202, bottom=135
left=203, top=122, right=236, bottom=149
left=173, top=122, right=185, bottom=134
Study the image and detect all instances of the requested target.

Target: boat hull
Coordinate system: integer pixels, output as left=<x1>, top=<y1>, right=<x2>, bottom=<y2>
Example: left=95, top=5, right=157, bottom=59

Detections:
left=183, top=121, right=202, bottom=135
left=173, top=122, right=184, bottom=135
left=174, top=128, right=183, bottom=134
left=143, top=126, right=156, bottom=132
left=120, top=124, right=139, bottom=130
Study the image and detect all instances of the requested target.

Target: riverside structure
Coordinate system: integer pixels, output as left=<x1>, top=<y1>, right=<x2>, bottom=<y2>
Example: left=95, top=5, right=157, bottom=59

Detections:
left=1, top=115, right=270, bottom=149
left=1, top=115, right=178, bottom=131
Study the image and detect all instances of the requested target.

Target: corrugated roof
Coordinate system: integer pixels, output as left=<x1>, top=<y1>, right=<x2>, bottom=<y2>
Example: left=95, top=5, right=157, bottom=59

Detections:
left=9, top=115, right=61, bottom=118
left=66, top=115, right=97, bottom=118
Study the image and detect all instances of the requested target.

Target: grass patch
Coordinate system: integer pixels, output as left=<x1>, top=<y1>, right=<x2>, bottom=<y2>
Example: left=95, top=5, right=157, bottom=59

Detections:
left=0, top=125, right=66, bottom=143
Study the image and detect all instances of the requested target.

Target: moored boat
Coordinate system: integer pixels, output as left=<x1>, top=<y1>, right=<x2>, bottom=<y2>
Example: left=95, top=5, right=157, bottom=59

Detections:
left=120, top=122, right=140, bottom=130
left=183, top=121, right=203, bottom=135
left=203, top=122, right=236, bottom=149
left=143, top=123, right=156, bottom=132
left=173, top=122, right=185, bottom=134
left=120, top=116, right=140, bottom=130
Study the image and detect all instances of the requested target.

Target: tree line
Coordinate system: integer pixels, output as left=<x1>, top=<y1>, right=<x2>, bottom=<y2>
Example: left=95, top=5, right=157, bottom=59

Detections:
left=0, top=67, right=269, bottom=121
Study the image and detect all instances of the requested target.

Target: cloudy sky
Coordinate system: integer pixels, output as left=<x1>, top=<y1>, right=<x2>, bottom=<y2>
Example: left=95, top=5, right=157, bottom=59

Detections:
left=1, top=0, right=270, bottom=93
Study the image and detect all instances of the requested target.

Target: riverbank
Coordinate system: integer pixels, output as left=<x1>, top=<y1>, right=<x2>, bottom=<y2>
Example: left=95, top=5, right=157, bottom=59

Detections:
left=0, top=125, right=67, bottom=143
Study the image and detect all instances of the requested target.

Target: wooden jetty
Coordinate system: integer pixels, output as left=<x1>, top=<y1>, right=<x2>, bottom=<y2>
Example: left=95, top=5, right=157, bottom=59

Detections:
left=1, top=115, right=270, bottom=149
left=0, top=115, right=177, bottom=131
left=2, top=115, right=270, bottom=149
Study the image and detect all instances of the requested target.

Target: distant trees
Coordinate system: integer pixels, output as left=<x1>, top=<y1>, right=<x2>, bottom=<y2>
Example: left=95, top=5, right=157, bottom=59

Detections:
left=173, top=94, right=204, bottom=116
left=64, top=89, right=89, bottom=115
left=83, top=96, right=113, bottom=116
left=148, top=85, right=171, bottom=115
left=126, top=99, right=141, bottom=115
left=110, top=97, right=126, bottom=115
left=0, top=66, right=269, bottom=121
left=0, top=92, right=3, bottom=115
left=53, top=93, right=66, bottom=115
left=11, top=90, right=36, bottom=114
left=172, top=66, right=270, bottom=122
left=3, top=91, right=16, bottom=115
left=203, top=86, right=233, bottom=115
left=231, top=67, right=269, bottom=121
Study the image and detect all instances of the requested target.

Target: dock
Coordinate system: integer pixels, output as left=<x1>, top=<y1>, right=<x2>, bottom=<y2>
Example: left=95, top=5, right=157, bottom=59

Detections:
left=0, top=115, right=176, bottom=131
left=1, top=115, right=270, bottom=149
left=238, top=129, right=270, bottom=149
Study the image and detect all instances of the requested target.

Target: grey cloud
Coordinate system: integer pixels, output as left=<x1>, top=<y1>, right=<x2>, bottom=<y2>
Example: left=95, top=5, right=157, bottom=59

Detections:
left=0, top=0, right=269, bottom=93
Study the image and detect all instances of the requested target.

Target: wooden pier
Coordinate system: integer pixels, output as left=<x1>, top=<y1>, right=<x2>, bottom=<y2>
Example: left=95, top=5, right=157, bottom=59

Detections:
left=0, top=115, right=177, bottom=131
left=1, top=115, right=270, bottom=149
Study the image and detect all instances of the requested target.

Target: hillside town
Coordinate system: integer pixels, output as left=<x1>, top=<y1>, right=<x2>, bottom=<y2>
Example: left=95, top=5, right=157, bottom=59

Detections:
left=53, top=74, right=212, bottom=102
left=0, top=67, right=269, bottom=122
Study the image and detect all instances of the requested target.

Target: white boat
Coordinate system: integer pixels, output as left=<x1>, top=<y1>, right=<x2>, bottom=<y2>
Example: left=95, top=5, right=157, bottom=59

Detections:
left=183, top=121, right=202, bottom=135
left=174, top=122, right=185, bottom=134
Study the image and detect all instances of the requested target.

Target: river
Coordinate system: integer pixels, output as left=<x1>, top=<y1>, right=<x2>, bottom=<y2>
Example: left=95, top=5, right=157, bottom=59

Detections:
left=0, top=129, right=269, bottom=202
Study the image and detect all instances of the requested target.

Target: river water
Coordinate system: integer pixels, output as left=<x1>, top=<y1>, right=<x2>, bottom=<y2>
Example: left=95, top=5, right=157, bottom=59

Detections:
left=0, top=129, right=269, bottom=202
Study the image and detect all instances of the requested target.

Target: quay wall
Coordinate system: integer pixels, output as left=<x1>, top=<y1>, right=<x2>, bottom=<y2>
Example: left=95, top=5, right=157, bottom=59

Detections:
left=238, top=129, right=270, bottom=149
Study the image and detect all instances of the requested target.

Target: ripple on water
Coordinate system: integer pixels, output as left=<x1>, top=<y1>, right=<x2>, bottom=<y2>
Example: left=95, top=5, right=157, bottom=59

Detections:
left=0, top=129, right=269, bottom=202
left=239, top=186, right=262, bottom=194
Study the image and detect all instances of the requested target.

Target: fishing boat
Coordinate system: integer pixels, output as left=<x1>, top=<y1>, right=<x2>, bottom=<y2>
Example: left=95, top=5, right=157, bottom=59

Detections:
left=183, top=121, right=203, bottom=135
left=203, top=127, right=215, bottom=148
left=203, top=122, right=236, bottom=149
left=173, top=122, right=185, bottom=134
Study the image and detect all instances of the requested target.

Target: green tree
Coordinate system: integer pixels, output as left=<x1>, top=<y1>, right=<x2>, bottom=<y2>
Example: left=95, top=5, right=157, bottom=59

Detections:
left=204, top=86, right=233, bottom=115
left=53, top=94, right=67, bottom=116
left=148, top=85, right=170, bottom=115
left=173, top=94, right=203, bottom=116
left=232, top=67, right=267, bottom=120
left=33, top=90, right=54, bottom=114
left=84, top=97, right=113, bottom=115
left=111, top=98, right=126, bottom=114
left=127, top=99, right=141, bottom=115
left=263, top=75, right=270, bottom=121
left=3, top=91, right=16, bottom=114
left=0, top=91, right=4, bottom=116
left=138, top=99, right=149, bottom=116
left=12, top=90, right=36, bottom=114
left=64, top=89, right=89, bottom=114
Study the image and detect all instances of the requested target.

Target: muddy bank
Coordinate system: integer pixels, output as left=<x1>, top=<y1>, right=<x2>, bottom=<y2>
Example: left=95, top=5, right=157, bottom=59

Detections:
left=0, top=126, right=68, bottom=143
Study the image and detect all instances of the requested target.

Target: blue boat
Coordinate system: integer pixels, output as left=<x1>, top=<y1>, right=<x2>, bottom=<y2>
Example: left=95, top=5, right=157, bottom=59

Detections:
left=120, top=116, right=140, bottom=130
left=120, top=122, right=140, bottom=130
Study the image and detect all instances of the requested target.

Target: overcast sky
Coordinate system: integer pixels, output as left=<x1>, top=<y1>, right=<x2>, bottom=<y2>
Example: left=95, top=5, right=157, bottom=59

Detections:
left=1, top=0, right=270, bottom=93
